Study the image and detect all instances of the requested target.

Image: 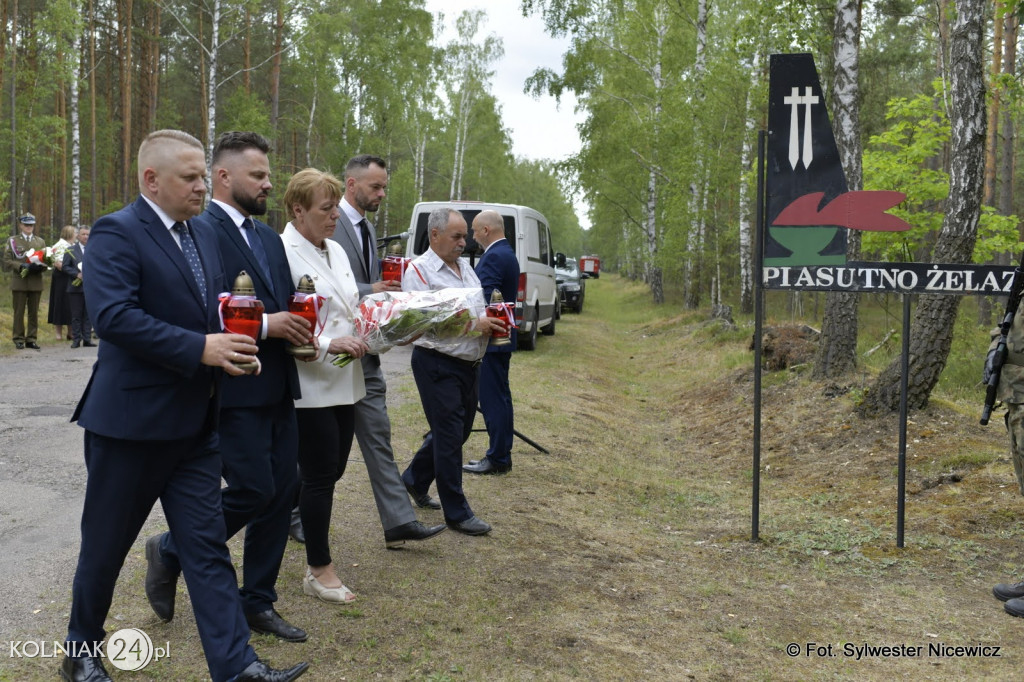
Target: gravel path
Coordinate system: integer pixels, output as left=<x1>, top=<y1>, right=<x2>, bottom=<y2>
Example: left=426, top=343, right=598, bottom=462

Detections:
left=0, top=340, right=413, bottom=642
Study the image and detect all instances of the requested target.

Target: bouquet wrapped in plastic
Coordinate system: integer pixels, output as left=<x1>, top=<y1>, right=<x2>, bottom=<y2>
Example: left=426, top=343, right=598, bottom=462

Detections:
left=332, top=287, right=484, bottom=369
left=7, top=238, right=53, bottom=278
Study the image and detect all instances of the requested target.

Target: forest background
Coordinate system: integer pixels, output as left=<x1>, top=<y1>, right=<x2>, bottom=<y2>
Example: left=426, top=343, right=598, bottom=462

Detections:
left=4, top=0, right=1024, bottom=401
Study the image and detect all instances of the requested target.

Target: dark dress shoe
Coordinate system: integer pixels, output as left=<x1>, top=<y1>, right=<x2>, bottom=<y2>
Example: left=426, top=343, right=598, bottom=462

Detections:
left=994, top=580, right=1024, bottom=602
left=404, top=481, right=441, bottom=510
left=234, top=658, right=309, bottom=682
left=14, top=341, right=24, bottom=349
left=25, top=341, right=40, bottom=349
left=384, top=520, right=447, bottom=548
left=247, top=608, right=308, bottom=642
left=71, top=340, right=81, bottom=348
left=59, top=655, right=112, bottom=682
left=463, top=457, right=511, bottom=475
left=446, top=515, right=492, bottom=536
left=83, top=340, right=96, bottom=347
left=144, top=534, right=179, bottom=622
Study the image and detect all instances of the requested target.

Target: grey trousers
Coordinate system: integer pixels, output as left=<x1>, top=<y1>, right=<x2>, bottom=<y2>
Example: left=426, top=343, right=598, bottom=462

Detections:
left=354, top=356, right=417, bottom=531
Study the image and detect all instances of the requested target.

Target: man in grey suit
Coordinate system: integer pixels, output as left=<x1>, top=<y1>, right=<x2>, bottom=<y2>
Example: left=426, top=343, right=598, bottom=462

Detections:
left=330, top=154, right=446, bottom=548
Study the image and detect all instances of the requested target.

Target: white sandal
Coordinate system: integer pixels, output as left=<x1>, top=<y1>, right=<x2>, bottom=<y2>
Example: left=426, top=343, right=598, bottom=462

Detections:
left=303, top=568, right=356, bottom=604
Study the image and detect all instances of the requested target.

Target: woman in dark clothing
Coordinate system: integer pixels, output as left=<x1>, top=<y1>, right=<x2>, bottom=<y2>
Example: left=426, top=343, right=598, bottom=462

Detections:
left=48, top=225, right=75, bottom=339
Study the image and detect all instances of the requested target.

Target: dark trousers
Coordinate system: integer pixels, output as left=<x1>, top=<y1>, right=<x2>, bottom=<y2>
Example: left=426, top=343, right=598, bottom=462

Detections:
left=402, top=346, right=478, bottom=524
left=479, top=352, right=514, bottom=465
left=66, top=431, right=256, bottom=682
left=11, top=289, right=41, bottom=342
left=162, top=399, right=299, bottom=614
left=296, top=404, right=355, bottom=567
left=68, top=292, right=92, bottom=343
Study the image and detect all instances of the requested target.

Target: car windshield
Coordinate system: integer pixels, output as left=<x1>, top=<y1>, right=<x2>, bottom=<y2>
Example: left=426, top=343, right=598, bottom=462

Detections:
left=556, top=259, right=579, bottom=277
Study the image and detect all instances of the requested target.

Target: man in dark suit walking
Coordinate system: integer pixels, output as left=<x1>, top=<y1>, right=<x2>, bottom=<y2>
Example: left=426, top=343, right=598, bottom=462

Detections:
left=62, top=225, right=94, bottom=348
left=464, top=210, right=519, bottom=475
left=145, top=131, right=312, bottom=644
left=330, top=153, right=446, bottom=547
left=60, top=129, right=307, bottom=682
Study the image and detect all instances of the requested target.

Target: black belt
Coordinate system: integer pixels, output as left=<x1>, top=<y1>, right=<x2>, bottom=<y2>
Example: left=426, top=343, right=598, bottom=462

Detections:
left=415, top=345, right=482, bottom=369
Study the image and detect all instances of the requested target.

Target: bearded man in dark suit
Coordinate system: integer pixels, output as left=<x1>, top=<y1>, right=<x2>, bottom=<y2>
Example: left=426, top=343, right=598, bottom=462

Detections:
left=145, top=131, right=312, bottom=645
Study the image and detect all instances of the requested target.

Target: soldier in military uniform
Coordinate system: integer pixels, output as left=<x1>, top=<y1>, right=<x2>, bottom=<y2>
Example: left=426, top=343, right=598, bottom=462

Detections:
left=3, top=213, right=47, bottom=349
left=987, top=300, right=1024, bottom=616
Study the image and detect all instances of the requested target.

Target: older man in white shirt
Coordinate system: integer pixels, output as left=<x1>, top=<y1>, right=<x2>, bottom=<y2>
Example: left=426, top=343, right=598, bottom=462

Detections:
left=400, top=207, right=507, bottom=535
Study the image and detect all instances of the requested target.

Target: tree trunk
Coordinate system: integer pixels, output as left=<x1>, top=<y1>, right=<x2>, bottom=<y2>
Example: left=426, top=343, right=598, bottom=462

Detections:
left=999, top=14, right=1017, bottom=221
left=117, top=0, right=133, bottom=203
left=813, top=0, right=863, bottom=379
left=270, top=0, right=282, bottom=134
left=56, top=73, right=66, bottom=228
left=88, top=0, right=96, bottom=220
left=738, top=54, right=757, bottom=315
left=205, top=0, right=220, bottom=162
left=683, top=0, right=707, bottom=310
left=10, top=0, right=17, bottom=223
left=71, top=18, right=80, bottom=226
left=243, top=6, right=250, bottom=94
left=860, top=0, right=986, bottom=414
left=984, top=6, right=1002, bottom=205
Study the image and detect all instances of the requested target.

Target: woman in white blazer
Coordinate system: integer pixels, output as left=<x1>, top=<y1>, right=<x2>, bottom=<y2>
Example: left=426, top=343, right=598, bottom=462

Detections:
left=281, top=168, right=368, bottom=604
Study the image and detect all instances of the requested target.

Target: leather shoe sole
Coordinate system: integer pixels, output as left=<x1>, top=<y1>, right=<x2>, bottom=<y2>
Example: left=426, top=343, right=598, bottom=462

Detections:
left=247, top=609, right=308, bottom=643
left=384, top=521, right=447, bottom=548
left=144, top=534, right=179, bottom=622
left=404, top=481, right=441, bottom=510
left=446, top=516, right=492, bottom=536
left=234, top=658, right=309, bottom=682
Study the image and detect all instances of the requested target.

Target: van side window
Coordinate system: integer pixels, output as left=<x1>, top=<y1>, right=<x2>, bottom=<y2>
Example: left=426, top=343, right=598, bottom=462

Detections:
left=536, top=221, right=551, bottom=266
left=524, top=218, right=539, bottom=264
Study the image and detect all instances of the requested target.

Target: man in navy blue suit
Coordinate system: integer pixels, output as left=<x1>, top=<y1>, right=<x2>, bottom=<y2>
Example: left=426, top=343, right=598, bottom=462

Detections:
left=145, top=132, right=312, bottom=644
left=61, top=129, right=307, bottom=682
left=464, top=210, right=519, bottom=475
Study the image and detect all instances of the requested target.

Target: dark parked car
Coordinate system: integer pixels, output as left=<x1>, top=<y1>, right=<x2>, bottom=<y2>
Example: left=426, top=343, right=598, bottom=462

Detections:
left=555, top=255, right=586, bottom=313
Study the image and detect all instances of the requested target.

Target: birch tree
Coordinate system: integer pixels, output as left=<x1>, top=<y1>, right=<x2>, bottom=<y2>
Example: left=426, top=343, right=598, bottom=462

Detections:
left=683, top=0, right=707, bottom=309
left=813, top=0, right=863, bottom=379
left=860, top=0, right=986, bottom=412
left=443, top=9, right=502, bottom=201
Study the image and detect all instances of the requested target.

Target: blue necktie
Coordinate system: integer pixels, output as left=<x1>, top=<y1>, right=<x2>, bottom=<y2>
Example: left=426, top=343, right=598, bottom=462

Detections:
left=173, top=221, right=207, bottom=307
left=243, top=217, right=275, bottom=294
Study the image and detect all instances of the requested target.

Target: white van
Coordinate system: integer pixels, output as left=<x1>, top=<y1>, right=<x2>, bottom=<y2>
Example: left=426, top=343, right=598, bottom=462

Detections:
left=404, top=201, right=558, bottom=350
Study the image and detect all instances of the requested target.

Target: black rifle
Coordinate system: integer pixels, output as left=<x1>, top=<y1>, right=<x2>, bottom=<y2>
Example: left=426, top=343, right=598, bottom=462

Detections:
left=981, top=249, right=1024, bottom=425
